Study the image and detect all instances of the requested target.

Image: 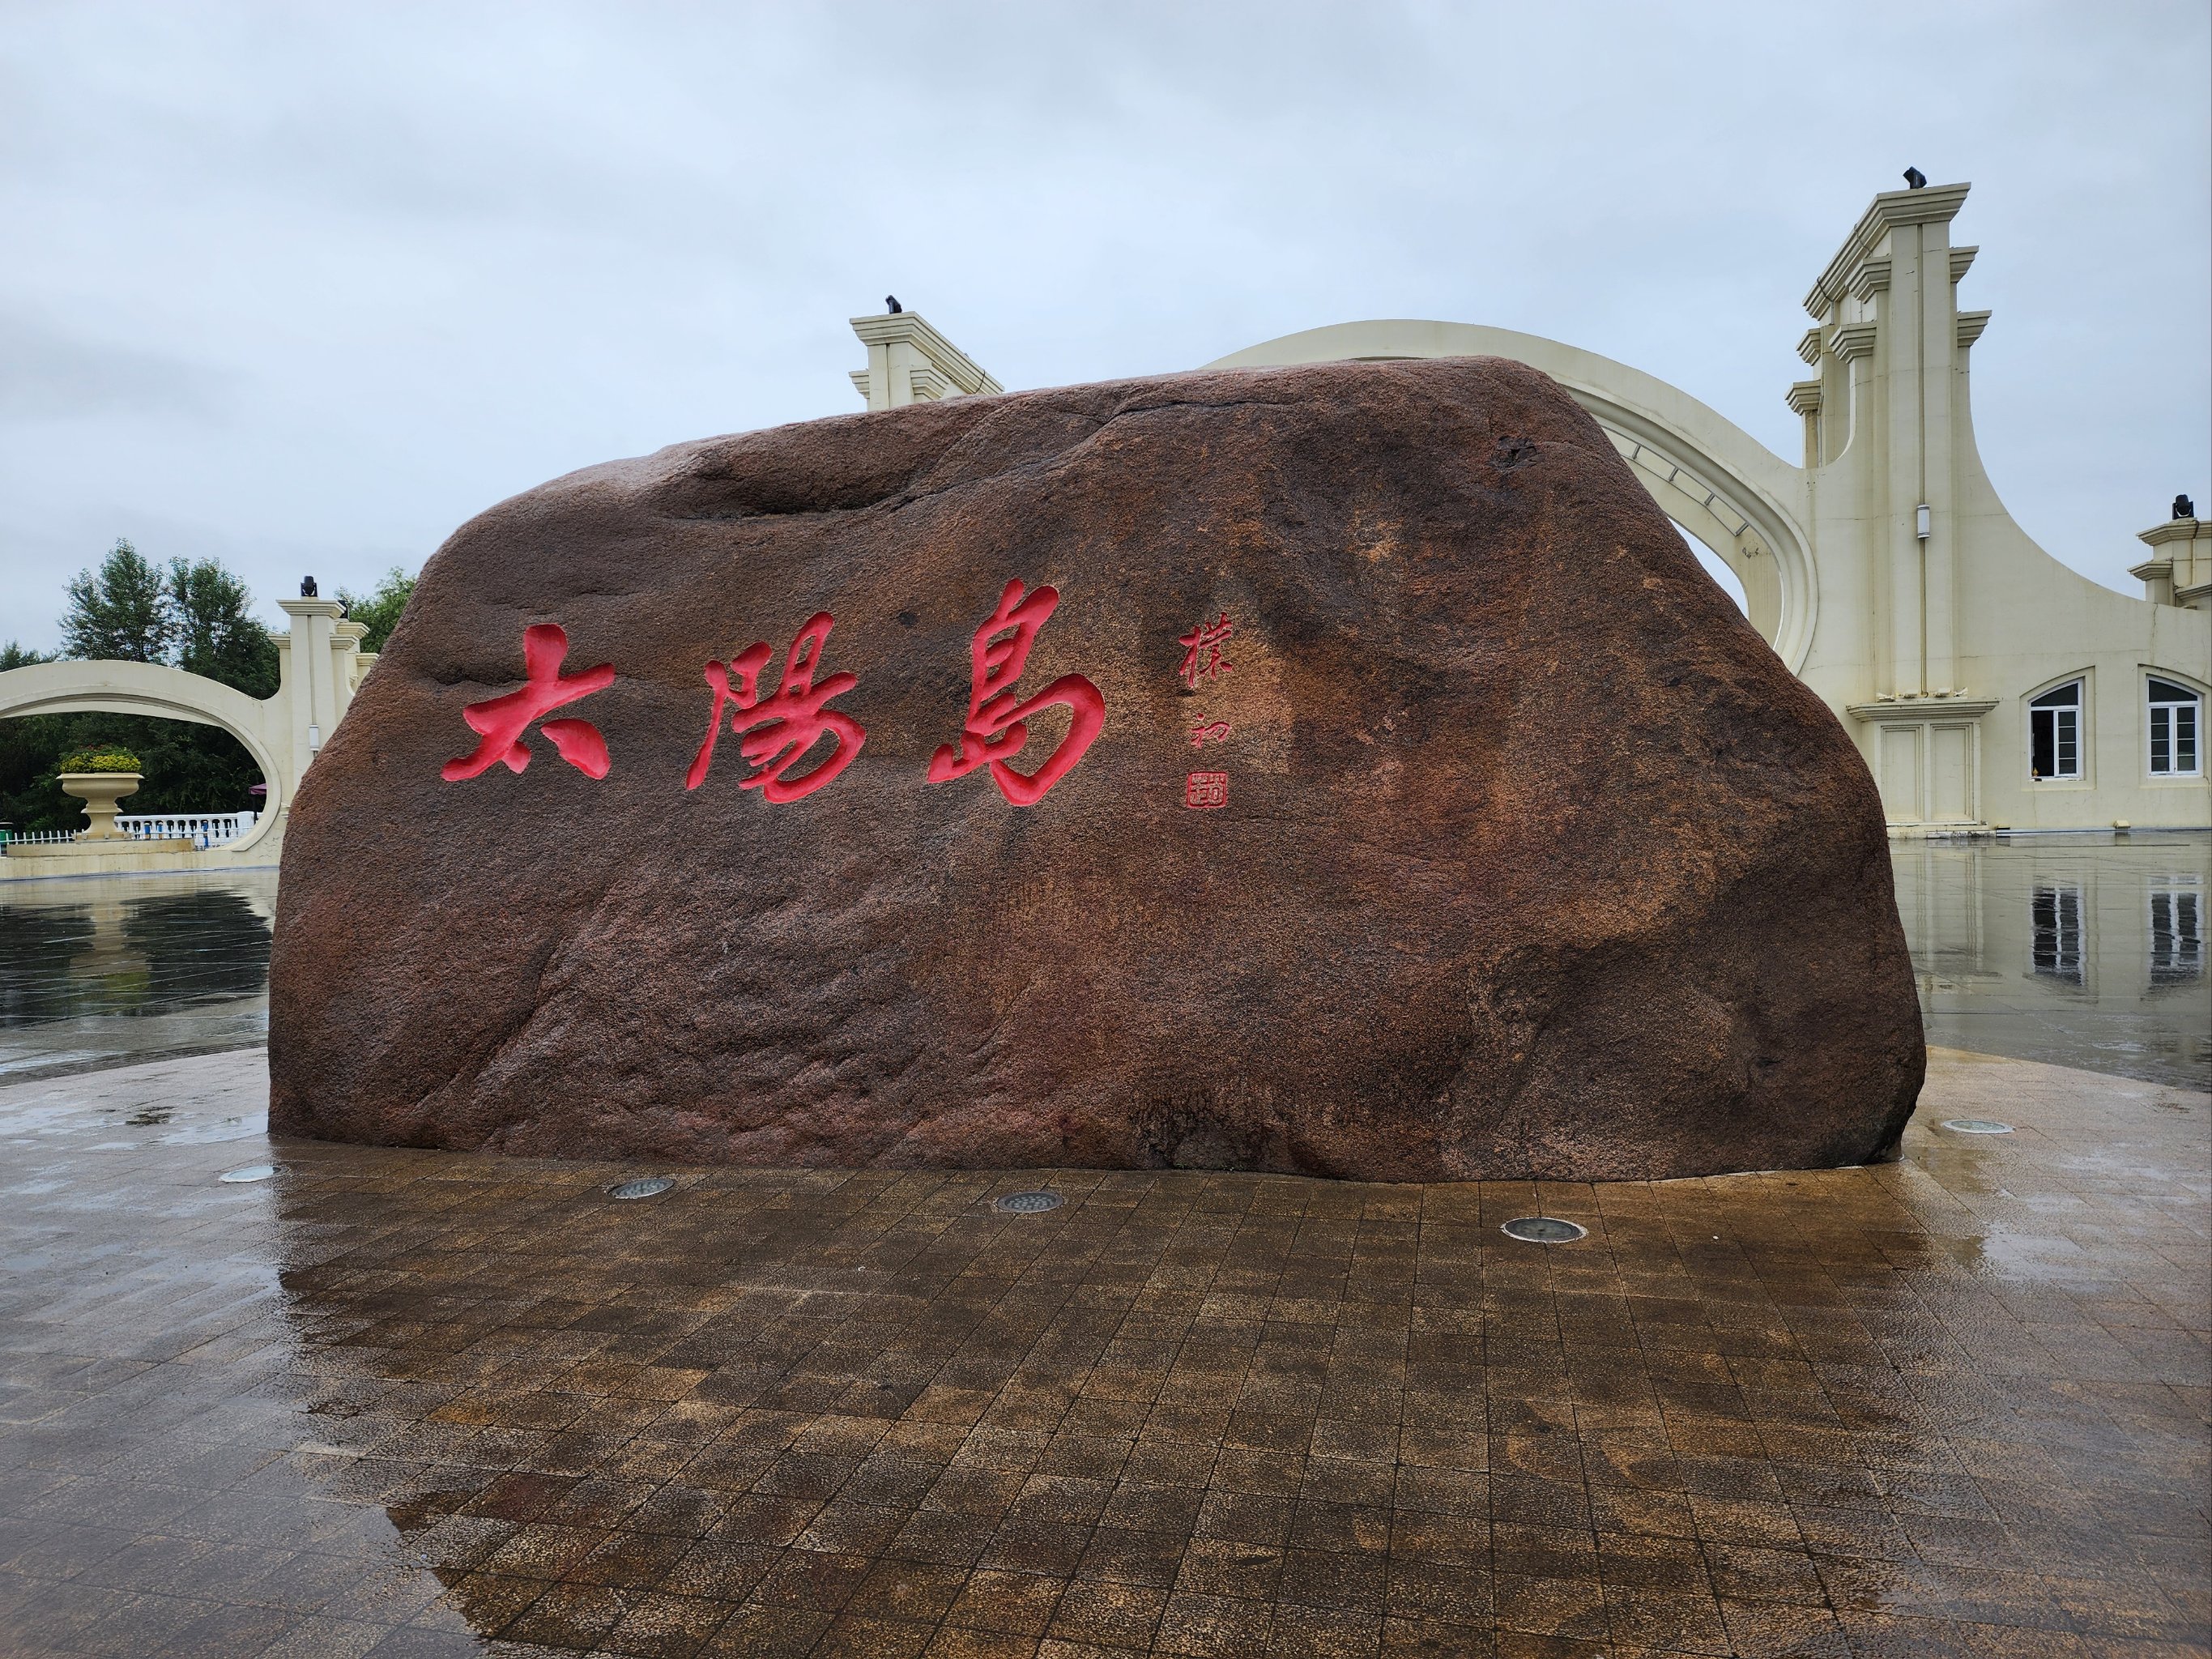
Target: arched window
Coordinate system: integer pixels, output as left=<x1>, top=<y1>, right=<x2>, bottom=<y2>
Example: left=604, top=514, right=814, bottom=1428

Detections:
left=2147, top=677, right=2202, bottom=777
left=2029, top=680, right=2082, bottom=781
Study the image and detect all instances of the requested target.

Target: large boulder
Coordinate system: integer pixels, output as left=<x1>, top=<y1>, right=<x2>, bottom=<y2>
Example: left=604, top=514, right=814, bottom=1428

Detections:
left=270, top=358, right=1922, bottom=1179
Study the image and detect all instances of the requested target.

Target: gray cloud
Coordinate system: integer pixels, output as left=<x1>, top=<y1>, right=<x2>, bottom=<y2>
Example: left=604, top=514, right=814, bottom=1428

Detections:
left=1, top=0, right=2204, bottom=647
left=0, top=313, right=232, bottom=421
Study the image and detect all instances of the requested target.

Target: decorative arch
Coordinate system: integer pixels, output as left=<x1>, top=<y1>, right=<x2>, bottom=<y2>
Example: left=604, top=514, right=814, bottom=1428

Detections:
left=0, top=659, right=286, bottom=855
left=1204, top=322, right=1819, bottom=672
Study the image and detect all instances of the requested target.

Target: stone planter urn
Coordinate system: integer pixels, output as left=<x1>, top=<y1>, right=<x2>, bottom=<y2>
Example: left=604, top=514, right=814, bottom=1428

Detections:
left=58, top=771, right=142, bottom=840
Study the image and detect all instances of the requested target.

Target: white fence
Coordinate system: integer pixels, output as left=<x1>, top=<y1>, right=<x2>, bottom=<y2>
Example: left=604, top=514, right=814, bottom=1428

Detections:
left=117, top=812, right=257, bottom=848
left=3, top=812, right=256, bottom=851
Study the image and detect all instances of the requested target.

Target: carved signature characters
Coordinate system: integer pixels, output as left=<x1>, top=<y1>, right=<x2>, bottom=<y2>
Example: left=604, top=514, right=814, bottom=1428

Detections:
left=1177, top=612, right=1233, bottom=691
left=1180, top=610, right=1235, bottom=808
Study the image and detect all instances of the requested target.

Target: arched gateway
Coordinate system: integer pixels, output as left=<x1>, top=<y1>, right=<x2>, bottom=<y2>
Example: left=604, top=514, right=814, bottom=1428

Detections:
left=0, top=595, right=373, bottom=868
left=1204, top=320, right=1820, bottom=673
left=0, top=660, right=288, bottom=854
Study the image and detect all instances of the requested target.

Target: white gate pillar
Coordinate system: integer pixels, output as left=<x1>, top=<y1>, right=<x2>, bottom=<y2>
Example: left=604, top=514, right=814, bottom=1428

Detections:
left=276, top=597, right=347, bottom=810
left=1804, top=182, right=1971, bottom=701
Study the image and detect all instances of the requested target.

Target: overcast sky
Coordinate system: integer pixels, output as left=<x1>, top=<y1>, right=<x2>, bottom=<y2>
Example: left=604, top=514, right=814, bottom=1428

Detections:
left=3, top=1, right=2206, bottom=649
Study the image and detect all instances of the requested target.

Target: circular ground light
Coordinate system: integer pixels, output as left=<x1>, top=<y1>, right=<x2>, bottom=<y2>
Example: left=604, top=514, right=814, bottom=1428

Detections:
left=1942, top=1119, right=2014, bottom=1135
left=995, top=1190, right=1063, bottom=1214
left=1501, top=1215, right=1587, bottom=1243
left=219, top=1164, right=278, bottom=1183
left=608, top=1176, right=675, bottom=1200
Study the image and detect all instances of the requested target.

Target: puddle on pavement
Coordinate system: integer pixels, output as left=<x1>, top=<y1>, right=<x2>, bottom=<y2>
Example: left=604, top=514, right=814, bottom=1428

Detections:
left=0, top=868, right=276, bottom=1081
left=14, top=842, right=2207, bottom=1092
left=1897, top=832, right=2210, bottom=1090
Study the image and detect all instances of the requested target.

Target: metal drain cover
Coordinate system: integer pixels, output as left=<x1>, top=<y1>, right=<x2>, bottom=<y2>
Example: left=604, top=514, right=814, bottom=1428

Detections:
left=608, top=1176, right=675, bottom=1200
left=219, top=1164, right=278, bottom=1183
left=1941, top=1120, right=2014, bottom=1135
left=995, top=1190, right=1063, bottom=1214
left=1501, top=1215, right=1586, bottom=1243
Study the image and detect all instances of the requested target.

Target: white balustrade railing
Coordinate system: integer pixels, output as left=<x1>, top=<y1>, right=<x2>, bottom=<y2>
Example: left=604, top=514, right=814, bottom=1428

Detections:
left=116, top=812, right=258, bottom=848
left=2, top=812, right=256, bottom=851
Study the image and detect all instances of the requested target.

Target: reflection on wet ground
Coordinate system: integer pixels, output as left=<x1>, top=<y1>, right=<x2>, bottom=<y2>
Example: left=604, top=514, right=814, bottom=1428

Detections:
left=1899, top=834, right=2210, bottom=1091
left=0, top=1047, right=2202, bottom=1657
left=0, top=872, right=276, bottom=1083
left=2, top=838, right=2205, bottom=1098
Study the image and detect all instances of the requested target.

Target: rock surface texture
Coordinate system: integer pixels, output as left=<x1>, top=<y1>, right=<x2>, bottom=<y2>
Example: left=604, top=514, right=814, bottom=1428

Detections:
left=271, top=358, right=1923, bottom=1179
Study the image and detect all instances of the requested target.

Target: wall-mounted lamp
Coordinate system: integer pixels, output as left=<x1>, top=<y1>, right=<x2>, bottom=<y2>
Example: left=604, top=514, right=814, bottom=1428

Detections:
left=1915, top=504, right=1931, bottom=540
left=308, top=724, right=322, bottom=753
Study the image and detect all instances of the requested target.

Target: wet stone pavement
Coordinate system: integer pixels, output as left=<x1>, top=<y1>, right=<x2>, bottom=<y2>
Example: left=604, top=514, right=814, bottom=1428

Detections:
left=0, top=1047, right=2205, bottom=1657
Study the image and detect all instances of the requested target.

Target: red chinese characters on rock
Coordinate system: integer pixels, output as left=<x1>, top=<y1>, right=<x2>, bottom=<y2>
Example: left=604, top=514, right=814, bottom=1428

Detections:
left=927, top=578, right=1106, bottom=807
left=439, top=582, right=1105, bottom=804
left=686, top=613, right=866, bottom=803
left=1178, top=612, right=1234, bottom=690
left=442, top=623, right=616, bottom=782
left=1178, top=610, right=1236, bottom=810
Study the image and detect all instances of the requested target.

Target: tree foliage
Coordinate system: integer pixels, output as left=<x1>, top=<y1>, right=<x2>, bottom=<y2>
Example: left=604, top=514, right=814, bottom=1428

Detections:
left=168, top=557, right=280, bottom=697
left=61, top=539, right=171, bottom=663
left=337, top=565, right=419, bottom=654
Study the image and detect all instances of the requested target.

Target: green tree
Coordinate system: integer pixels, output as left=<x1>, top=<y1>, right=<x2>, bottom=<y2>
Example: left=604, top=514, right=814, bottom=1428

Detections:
left=337, top=565, right=418, bottom=654
left=61, top=539, right=172, bottom=663
left=0, top=642, right=53, bottom=671
left=168, top=557, right=279, bottom=697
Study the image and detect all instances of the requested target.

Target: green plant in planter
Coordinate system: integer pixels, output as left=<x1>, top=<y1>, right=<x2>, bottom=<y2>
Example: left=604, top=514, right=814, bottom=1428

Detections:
left=58, top=747, right=143, bottom=774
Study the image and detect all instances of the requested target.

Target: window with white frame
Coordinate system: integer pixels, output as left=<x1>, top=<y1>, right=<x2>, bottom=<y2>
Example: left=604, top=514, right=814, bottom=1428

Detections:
left=2149, top=882, right=2202, bottom=987
left=2029, top=680, right=2082, bottom=781
left=2146, top=676, right=2201, bottom=777
left=2031, top=884, right=2085, bottom=985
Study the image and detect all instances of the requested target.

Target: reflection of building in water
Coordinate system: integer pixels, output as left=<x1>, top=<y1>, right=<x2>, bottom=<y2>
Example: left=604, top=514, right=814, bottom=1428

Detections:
left=1890, top=838, right=2212, bottom=1087
left=2031, top=884, right=2086, bottom=986
left=2149, top=879, right=2203, bottom=987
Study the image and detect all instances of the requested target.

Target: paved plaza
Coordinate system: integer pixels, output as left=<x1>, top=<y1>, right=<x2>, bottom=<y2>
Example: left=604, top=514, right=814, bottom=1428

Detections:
left=0, top=1045, right=2203, bottom=1657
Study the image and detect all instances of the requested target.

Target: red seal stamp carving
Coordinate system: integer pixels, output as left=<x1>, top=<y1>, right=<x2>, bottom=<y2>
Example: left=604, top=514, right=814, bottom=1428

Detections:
left=1185, top=771, right=1228, bottom=809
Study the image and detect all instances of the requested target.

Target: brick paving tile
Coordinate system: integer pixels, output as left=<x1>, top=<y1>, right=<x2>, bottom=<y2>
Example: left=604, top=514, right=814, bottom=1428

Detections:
left=0, top=1046, right=2202, bottom=1655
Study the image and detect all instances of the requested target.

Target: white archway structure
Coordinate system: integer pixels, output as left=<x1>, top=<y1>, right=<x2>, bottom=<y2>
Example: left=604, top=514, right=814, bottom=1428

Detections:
left=0, top=596, right=374, bottom=872
left=1204, top=321, right=1818, bottom=672
left=0, top=660, right=288, bottom=855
